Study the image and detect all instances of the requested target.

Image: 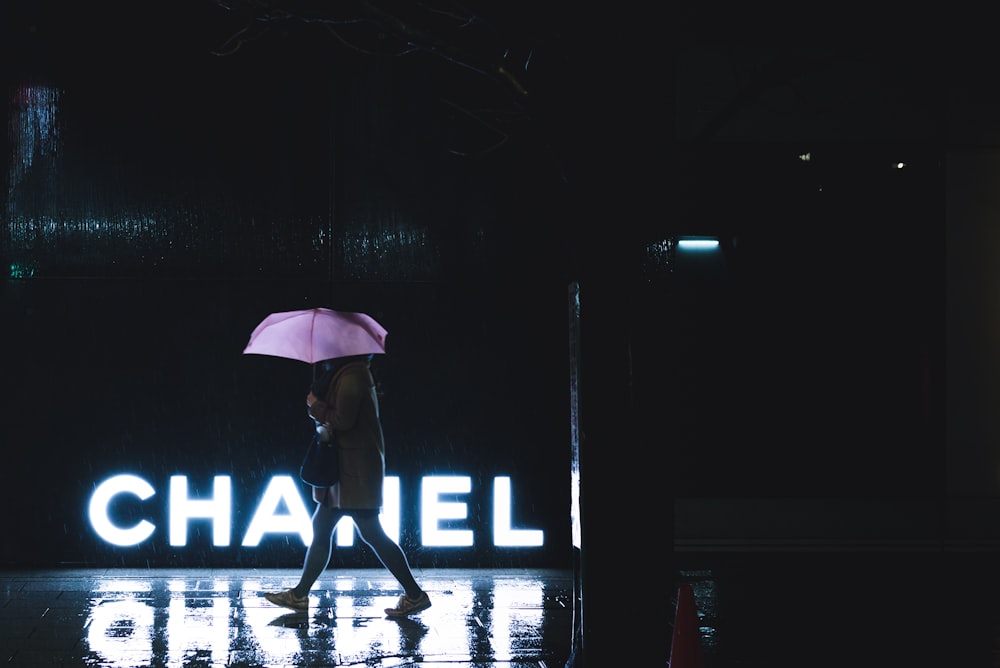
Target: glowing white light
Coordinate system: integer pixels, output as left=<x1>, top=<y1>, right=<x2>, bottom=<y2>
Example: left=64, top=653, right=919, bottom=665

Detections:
left=490, top=577, right=544, bottom=659
left=96, top=579, right=152, bottom=593
left=798, top=152, right=811, bottom=162
left=493, top=477, right=544, bottom=546
left=166, top=579, right=230, bottom=666
left=325, top=576, right=406, bottom=660
left=240, top=580, right=311, bottom=661
left=380, top=476, right=401, bottom=543
left=895, top=161, right=906, bottom=169
left=570, top=469, right=581, bottom=549
left=89, top=473, right=542, bottom=550
left=241, top=475, right=313, bottom=546
left=333, top=514, right=358, bottom=546
left=85, top=599, right=154, bottom=667
left=169, top=476, right=231, bottom=547
left=422, top=476, right=474, bottom=546
left=677, top=238, right=720, bottom=250
left=88, top=474, right=157, bottom=546
left=82, top=574, right=538, bottom=664
left=336, top=476, right=401, bottom=546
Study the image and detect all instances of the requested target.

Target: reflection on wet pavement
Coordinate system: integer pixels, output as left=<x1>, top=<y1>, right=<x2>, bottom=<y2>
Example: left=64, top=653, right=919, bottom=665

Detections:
left=1, top=568, right=574, bottom=667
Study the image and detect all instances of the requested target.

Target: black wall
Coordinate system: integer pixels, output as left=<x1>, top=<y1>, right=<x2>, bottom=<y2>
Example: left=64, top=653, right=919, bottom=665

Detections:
left=1, top=2, right=584, bottom=568
left=7, top=3, right=996, bottom=579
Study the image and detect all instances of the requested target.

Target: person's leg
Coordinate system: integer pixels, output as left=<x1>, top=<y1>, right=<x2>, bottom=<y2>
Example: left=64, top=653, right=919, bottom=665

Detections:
left=353, top=513, right=431, bottom=616
left=291, top=504, right=344, bottom=597
left=264, top=503, right=344, bottom=611
left=352, top=513, right=423, bottom=598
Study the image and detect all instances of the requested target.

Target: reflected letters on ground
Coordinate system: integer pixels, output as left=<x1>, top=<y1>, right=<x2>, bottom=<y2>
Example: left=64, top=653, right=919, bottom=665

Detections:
left=82, top=573, right=548, bottom=666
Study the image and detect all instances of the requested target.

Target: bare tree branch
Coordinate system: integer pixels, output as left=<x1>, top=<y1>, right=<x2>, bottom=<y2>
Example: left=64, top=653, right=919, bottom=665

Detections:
left=208, top=0, right=538, bottom=156
left=210, top=1, right=531, bottom=100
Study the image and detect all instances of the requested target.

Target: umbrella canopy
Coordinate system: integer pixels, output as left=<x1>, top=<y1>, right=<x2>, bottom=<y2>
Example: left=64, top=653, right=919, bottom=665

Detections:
left=243, top=308, right=387, bottom=363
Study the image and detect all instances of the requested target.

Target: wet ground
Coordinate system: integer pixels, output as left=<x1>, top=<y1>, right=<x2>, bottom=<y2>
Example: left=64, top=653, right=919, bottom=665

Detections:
left=676, top=549, right=1000, bottom=668
left=0, top=568, right=575, bottom=667
left=8, top=553, right=999, bottom=667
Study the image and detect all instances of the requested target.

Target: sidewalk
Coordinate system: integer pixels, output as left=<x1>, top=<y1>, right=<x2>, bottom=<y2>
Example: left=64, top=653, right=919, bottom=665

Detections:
left=1, top=567, right=574, bottom=667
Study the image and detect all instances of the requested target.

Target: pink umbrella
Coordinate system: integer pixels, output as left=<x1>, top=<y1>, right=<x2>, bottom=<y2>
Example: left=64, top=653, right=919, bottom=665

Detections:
left=243, top=308, right=387, bottom=363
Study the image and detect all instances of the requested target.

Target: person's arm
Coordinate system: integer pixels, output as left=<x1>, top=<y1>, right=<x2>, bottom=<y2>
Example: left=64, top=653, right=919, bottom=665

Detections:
left=307, top=370, right=364, bottom=432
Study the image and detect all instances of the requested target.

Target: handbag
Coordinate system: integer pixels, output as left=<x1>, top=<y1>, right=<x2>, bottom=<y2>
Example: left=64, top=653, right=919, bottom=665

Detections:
left=300, top=431, right=340, bottom=487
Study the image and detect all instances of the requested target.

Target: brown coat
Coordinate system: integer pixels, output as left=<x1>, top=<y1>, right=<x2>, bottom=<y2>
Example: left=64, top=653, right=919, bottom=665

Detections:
left=306, top=358, right=385, bottom=510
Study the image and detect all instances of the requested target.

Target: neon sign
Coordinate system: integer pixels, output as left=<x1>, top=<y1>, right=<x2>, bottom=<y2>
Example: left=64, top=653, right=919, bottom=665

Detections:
left=88, top=474, right=544, bottom=548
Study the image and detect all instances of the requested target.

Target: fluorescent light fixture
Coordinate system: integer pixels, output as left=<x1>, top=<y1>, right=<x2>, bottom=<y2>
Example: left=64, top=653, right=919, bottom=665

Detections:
left=676, top=237, right=720, bottom=250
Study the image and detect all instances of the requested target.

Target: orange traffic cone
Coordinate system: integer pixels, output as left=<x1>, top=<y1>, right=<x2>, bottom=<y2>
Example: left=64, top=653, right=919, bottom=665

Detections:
left=668, top=583, right=705, bottom=668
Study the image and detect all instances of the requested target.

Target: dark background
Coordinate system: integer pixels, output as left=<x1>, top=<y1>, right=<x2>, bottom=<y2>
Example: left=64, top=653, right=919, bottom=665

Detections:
left=6, top=0, right=1000, bottom=644
left=11, top=4, right=1000, bottom=664
left=0, top=0, right=597, bottom=569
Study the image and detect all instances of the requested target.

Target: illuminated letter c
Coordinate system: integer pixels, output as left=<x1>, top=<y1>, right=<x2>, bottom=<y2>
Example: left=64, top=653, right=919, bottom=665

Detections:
left=89, top=474, right=156, bottom=546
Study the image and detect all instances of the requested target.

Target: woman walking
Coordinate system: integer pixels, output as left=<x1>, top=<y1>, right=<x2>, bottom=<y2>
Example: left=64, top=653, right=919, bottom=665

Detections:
left=263, top=354, right=431, bottom=617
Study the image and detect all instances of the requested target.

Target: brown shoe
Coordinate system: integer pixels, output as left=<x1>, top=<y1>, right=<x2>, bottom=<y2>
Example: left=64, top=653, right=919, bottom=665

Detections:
left=263, top=589, right=308, bottom=613
left=384, top=591, right=431, bottom=617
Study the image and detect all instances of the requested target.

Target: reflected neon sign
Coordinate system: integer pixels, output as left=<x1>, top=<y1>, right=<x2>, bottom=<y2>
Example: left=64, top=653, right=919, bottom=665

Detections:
left=88, top=474, right=544, bottom=548
left=85, top=575, right=547, bottom=665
